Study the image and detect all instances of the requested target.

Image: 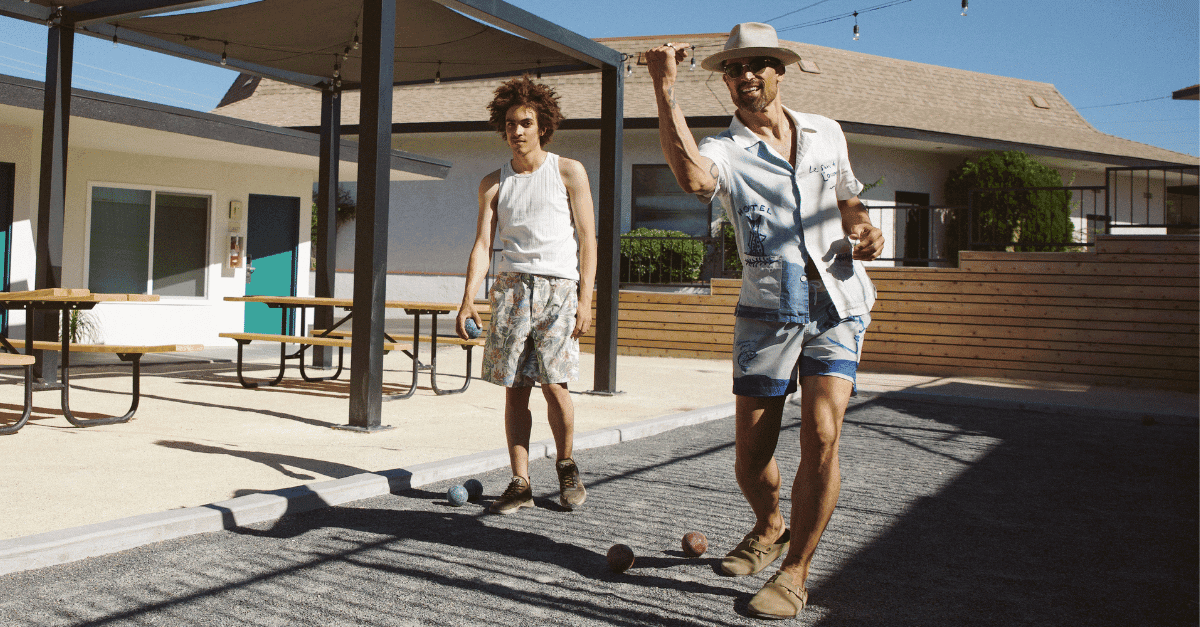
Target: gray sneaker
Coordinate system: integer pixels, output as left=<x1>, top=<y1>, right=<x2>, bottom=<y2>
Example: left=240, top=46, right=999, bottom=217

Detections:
left=489, top=476, right=534, bottom=515
left=556, top=458, right=587, bottom=509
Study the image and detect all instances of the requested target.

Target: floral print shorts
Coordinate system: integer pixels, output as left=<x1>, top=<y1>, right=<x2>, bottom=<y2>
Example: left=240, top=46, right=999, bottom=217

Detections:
left=482, top=272, right=579, bottom=387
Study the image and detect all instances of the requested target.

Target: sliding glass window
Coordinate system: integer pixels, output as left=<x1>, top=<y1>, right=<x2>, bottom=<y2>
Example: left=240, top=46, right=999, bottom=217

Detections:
left=88, top=185, right=210, bottom=297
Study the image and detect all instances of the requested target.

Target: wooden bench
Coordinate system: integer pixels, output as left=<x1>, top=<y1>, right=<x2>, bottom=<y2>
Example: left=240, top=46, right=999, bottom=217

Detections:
left=0, top=340, right=202, bottom=431
left=218, top=332, right=407, bottom=389
left=311, top=328, right=484, bottom=397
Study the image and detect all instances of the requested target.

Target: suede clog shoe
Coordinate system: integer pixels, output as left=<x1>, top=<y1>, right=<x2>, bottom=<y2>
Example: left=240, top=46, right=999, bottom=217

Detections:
left=747, top=570, right=808, bottom=619
left=719, top=529, right=790, bottom=576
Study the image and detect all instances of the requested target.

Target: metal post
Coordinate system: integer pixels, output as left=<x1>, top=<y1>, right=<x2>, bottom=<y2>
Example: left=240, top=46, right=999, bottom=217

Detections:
left=343, top=0, right=395, bottom=431
left=591, top=62, right=623, bottom=395
left=313, top=87, right=340, bottom=369
left=34, top=14, right=73, bottom=385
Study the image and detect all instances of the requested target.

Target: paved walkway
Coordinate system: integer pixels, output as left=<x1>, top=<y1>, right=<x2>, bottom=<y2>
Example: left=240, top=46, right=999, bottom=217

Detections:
left=0, top=387, right=1195, bottom=625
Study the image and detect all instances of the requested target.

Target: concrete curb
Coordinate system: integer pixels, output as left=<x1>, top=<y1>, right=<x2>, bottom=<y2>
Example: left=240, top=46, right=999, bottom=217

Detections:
left=0, top=403, right=737, bottom=577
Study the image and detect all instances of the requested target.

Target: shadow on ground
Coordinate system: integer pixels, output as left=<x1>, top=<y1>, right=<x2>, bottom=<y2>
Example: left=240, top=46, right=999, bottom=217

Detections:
left=0, top=394, right=1194, bottom=626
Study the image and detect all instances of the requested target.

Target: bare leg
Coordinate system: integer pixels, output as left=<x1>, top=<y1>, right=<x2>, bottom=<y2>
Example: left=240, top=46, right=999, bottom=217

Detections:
left=733, top=394, right=789, bottom=544
left=504, top=386, right=534, bottom=480
left=542, top=382, right=574, bottom=460
left=778, top=375, right=854, bottom=586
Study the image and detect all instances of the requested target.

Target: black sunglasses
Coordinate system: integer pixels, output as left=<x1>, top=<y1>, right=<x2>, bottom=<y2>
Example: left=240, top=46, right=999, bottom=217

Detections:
left=721, top=57, right=781, bottom=79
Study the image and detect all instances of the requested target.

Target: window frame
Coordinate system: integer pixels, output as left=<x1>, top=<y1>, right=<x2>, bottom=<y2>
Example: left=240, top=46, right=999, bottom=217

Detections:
left=83, top=181, right=215, bottom=300
left=630, top=163, right=714, bottom=237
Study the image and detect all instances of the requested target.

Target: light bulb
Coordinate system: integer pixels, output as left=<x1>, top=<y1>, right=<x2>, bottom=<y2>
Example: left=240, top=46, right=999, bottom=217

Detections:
left=625, top=61, right=632, bottom=77
left=853, top=24, right=859, bottom=41
left=220, top=42, right=228, bottom=66
left=690, top=51, right=696, bottom=71
left=434, top=63, right=441, bottom=85
left=353, top=34, right=360, bottom=50
left=961, top=0, right=968, bottom=15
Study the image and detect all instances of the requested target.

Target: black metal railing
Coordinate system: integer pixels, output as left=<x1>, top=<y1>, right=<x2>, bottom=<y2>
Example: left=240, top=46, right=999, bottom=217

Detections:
left=861, top=204, right=963, bottom=266
left=964, top=185, right=1103, bottom=252
left=1105, top=165, right=1199, bottom=234
left=619, top=234, right=739, bottom=286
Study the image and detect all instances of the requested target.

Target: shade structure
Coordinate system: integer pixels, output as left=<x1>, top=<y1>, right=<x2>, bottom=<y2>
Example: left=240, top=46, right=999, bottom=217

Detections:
left=2, top=0, right=609, bottom=89
left=0, top=0, right=625, bottom=427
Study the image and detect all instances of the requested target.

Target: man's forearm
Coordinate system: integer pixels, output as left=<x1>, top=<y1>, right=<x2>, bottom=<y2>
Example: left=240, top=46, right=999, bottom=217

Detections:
left=654, top=80, right=711, bottom=194
left=461, top=244, right=491, bottom=306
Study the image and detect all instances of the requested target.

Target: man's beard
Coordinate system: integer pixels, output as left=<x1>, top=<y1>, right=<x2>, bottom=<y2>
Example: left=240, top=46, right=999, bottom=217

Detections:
left=734, top=80, right=773, bottom=113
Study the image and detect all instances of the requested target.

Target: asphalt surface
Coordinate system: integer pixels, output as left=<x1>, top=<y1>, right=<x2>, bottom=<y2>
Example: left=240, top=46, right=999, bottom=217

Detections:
left=0, top=393, right=1195, bottom=626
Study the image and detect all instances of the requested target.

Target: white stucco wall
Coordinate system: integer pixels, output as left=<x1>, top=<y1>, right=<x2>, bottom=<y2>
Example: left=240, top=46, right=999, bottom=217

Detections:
left=331, top=126, right=967, bottom=300
left=0, top=124, right=39, bottom=334
left=0, top=124, right=315, bottom=346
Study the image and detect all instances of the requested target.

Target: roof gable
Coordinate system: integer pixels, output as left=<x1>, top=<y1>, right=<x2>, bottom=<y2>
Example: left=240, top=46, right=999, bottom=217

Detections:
left=213, top=32, right=1197, bottom=166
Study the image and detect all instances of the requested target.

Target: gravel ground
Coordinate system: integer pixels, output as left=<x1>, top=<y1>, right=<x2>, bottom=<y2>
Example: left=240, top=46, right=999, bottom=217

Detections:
left=1, top=393, right=1195, bottom=626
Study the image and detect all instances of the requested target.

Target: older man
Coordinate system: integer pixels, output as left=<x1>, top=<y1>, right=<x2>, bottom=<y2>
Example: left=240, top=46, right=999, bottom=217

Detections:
left=647, top=23, right=884, bottom=619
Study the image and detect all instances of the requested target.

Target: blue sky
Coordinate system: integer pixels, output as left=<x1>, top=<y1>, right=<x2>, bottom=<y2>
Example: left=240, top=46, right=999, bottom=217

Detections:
left=0, top=0, right=1196, bottom=156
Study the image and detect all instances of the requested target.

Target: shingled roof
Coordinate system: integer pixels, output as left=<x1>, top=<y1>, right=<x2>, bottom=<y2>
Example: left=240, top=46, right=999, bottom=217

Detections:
left=213, top=32, right=1196, bottom=167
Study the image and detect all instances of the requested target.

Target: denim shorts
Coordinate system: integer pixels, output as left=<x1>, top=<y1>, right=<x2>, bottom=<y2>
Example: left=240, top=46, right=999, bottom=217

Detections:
left=732, top=280, right=870, bottom=397
left=482, top=272, right=579, bottom=387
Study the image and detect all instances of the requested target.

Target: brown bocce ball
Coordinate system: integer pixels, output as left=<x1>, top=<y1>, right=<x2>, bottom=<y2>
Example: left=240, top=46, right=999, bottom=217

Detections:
left=607, top=543, right=635, bottom=573
left=682, top=531, right=708, bottom=557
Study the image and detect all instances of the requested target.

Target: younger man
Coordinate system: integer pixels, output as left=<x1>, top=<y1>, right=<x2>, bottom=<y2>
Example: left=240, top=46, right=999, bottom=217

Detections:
left=457, top=76, right=597, bottom=515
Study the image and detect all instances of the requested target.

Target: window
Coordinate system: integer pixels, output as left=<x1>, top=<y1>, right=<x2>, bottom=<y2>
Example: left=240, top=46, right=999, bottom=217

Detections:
left=88, top=185, right=211, bottom=297
left=631, top=165, right=711, bottom=236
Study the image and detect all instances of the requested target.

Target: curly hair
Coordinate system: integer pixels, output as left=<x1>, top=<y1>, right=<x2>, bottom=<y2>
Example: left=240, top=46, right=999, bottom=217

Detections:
left=486, top=76, right=565, bottom=146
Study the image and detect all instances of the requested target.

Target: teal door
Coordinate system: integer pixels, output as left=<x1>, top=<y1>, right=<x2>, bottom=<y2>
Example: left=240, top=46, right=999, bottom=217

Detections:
left=0, top=164, right=12, bottom=334
left=245, top=194, right=300, bottom=333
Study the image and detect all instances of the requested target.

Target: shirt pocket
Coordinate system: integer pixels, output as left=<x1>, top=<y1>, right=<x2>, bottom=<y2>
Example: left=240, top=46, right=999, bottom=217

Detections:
left=740, top=255, right=784, bottom=311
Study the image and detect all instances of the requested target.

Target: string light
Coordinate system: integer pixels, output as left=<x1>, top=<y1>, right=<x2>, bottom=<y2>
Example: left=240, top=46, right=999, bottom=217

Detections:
left=623, top=54, right=632, bottom=77
left=536, top=60, right=541, bottom=80
left=352, top=33, right=360, bottom=49
left=689, top=46, right=696, bottom=71
left=220, top=42, right=228, bottom=65
left=961, top=0, right=968, bottom=16
left=852, top=12, right=859, bottom=40
left=434, top=61, right=441, bottom=85
left=112, top=26, right=118, bottom=47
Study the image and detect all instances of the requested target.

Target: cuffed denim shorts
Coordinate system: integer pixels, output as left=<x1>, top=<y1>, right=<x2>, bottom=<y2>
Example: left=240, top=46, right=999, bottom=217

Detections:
left=482, top=272, right=579, bottom=388
left=732, top=280, right=871, bottom=397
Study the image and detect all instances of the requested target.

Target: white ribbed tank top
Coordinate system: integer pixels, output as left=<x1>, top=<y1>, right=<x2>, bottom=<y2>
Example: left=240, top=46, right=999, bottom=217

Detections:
left=494, top=152, right=580, bottom=280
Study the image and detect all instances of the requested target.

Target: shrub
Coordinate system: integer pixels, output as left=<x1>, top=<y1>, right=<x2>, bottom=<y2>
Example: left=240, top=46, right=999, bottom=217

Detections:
left=620, top=227, right=706, bottom=283
left=944, top=151, right=1074, bottom=258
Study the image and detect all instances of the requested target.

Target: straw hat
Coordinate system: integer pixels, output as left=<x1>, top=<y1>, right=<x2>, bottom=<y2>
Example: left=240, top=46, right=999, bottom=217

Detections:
left=700, top=22, right=801, bottom=73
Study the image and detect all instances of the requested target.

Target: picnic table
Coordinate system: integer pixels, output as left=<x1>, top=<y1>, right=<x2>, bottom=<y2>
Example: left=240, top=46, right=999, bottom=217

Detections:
left=221, top=296, right=485, bottom=398
left=0, top=288, right=202, bottom=432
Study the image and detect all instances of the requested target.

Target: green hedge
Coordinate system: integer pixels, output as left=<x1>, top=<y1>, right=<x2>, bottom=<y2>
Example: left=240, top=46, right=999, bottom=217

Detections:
left=620, top=228, right=706, bottom=283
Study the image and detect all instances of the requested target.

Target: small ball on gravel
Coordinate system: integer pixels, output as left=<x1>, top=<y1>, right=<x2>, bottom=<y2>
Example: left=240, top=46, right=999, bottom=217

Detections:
left=607, top=544, right=635, bottom=573
left=682, top=531, right=708, bottom=557
left=447, top=485, right=468, bottom=507
left=463, top=478, right=484, bottom=501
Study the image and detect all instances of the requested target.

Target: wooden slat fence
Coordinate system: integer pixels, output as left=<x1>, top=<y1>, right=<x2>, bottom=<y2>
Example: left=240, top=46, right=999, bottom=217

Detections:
left=572, top=234, right=1197, bottom=391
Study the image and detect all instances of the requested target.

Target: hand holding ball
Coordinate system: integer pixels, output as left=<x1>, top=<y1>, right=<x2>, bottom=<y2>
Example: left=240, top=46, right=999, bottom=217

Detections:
left=463, top=318, right=482, bottom=339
